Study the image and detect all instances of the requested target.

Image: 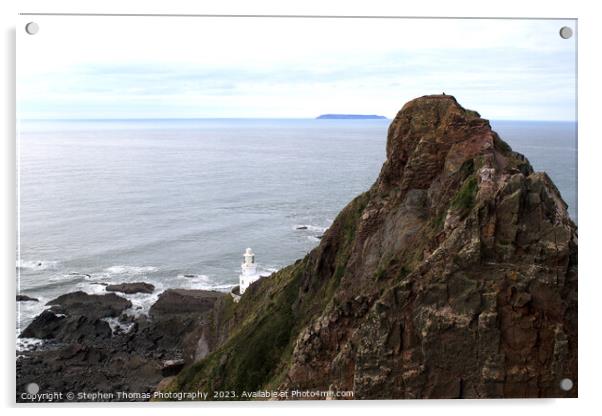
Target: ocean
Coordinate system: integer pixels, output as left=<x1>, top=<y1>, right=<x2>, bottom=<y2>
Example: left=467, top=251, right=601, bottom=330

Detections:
left=16, top=118, right=577, bottom=341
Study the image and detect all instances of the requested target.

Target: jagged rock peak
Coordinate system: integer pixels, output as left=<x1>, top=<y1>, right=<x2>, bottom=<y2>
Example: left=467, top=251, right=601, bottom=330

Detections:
left=380, top=94, right=503, bottom=192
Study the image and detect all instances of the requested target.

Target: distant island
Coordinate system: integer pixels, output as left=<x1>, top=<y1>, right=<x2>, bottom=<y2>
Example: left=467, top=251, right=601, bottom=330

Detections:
left=316, top=114, right=387, bottom=120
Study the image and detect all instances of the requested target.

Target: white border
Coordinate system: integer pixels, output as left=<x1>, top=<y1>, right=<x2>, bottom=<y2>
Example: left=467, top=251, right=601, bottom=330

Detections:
left=2, top=0, right=601, bottom=415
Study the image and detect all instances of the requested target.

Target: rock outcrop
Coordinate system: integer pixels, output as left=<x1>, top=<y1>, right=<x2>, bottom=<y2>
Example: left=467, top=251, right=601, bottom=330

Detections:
left=17, top=289, right=230, bottom=401
left=170, top=95, right=577, bottom=399
left=106, top=282, right=155, bottom=294
left=150, top=289, right=223, bottom=318
left=46, top=291, right=132, bottom=318
left=20, top=292, right=132, bottom=343
left=16, top=295, right=38, bottom=302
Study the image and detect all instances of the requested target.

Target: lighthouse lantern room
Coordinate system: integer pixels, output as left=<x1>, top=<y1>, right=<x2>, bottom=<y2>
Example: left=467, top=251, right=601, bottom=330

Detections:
left=239, top=248, right=261, bottom=294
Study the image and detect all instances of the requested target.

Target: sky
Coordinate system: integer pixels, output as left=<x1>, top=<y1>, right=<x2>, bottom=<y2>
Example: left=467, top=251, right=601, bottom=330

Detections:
left=17, top=16, right=576, bottom=121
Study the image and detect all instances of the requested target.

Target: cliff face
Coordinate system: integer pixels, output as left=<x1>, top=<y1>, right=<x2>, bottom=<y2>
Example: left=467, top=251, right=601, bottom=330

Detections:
left=170, top=95, right=577, bottom=399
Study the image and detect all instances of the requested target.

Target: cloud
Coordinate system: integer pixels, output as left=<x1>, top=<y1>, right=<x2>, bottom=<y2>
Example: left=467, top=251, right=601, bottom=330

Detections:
left=17, top=16, right=576, bottom=120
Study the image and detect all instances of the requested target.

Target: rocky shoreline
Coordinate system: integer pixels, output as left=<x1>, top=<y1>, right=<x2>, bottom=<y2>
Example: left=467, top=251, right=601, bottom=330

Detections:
left=17, top=286, right=230, bottom=401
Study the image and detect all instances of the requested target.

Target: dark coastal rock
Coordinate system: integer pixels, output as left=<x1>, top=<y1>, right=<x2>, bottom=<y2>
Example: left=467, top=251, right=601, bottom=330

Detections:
left=168, top=95, right=577, bottom=400
left=20, top=310, right=65, bottom=339
left=16, top=295, right=38, bottom=302
left=18, top=288, right=229, bottom=401
left=20, top=291, right=131, bottom=343
left=17, top=342, right=165, bottom=397
left=20, top=291, right=131, bottom=344
left=296, top=226, right=308, bottom=230
left=20, top=309, right=113, bottom=343
left=57, top=315, right=114, bottom=343
left=149, top=289, right=223, bottom=318
left=106, top=282, right=155, bottom=294
left=46, top=291, right=132, bottom=319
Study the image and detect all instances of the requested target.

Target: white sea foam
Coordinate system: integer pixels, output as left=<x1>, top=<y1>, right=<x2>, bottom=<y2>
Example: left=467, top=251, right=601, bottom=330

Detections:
left=123, top=291, right=162, bottom=317
left=307, top=236, right=321, bottom=242
left=206, top=283, right=237, bottom=291
left=102, top=317, right=135, bottom=335
left=16, top=337, right=44, bottom=352
left=47, top=272, right=92, bottom=283
left=75, top=281, right=108, bottom=295
left=173, top=273, right=238, bottom=292
left=104, top=265, right=158, bottom=275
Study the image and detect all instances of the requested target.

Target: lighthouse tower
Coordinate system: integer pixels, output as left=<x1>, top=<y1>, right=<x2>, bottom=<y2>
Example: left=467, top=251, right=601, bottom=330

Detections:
left=239, top=248, right=261, bottom=295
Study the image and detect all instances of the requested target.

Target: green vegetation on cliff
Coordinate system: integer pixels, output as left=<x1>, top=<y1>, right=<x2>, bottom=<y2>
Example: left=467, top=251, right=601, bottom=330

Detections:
left=451, top=176, right=478, bottom=211
left=167, top=192, right=370, bottom=397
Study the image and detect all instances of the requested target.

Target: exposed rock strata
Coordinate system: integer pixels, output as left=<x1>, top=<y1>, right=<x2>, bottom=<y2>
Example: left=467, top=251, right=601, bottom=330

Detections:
left=170, top=95, right=577, bottom=399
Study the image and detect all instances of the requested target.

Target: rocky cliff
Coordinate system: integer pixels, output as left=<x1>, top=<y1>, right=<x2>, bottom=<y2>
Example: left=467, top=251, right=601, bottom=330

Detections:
left=167, top=95, right=577, bottom=399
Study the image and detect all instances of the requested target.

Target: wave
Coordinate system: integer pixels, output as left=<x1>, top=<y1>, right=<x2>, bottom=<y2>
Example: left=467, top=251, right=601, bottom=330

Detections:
left=16, top=260, right=58, bottom=271
left=104, top=265, right=158, bottom=275
left=207, top=283, right=237, bottom=291
left=46, top=272, right=92, bottom=283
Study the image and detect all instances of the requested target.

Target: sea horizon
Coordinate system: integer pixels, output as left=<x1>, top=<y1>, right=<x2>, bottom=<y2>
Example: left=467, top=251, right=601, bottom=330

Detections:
left=20, top=117, right=577, bottom=122
left=16, top=117, right=577, bottom=338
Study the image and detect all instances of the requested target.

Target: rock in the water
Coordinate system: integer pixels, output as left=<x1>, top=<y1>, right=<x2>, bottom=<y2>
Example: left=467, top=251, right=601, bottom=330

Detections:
left=46, top=291, right=132, bottom=319
left=106, top=282, right=155, bottom=294
left=16, top=295, right=38, bottom=302
left=149, top=289, right=224, bottom=318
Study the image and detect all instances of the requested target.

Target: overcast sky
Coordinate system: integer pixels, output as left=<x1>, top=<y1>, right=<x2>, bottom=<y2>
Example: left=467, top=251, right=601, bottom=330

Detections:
left=17, top=16, right=576, bottom=120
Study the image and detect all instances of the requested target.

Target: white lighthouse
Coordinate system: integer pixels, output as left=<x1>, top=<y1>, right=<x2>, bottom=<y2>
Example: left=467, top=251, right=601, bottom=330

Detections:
left=239, top=248, right=261, bottom=295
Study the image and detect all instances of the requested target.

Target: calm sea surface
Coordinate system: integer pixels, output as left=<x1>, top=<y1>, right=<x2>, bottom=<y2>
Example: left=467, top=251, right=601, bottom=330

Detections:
left=16, top=118, right=577, bottom=335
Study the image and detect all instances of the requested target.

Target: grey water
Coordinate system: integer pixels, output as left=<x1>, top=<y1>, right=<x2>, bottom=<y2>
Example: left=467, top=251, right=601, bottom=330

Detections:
left=16, top=118, right=577, bottom=335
